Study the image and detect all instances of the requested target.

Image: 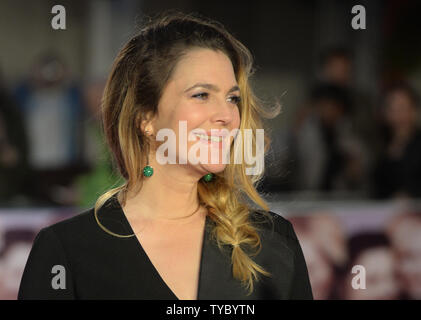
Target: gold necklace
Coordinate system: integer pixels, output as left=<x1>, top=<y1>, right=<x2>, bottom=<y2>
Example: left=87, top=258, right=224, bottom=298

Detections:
left=95, top=202, right=203, bottom=238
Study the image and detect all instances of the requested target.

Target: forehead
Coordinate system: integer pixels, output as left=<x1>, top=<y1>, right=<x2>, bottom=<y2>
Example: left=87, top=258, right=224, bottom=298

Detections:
left=170, top=48, right=237, bottom=89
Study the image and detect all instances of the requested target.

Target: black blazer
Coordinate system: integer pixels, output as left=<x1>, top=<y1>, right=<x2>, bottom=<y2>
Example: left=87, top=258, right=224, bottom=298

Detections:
left=18, top=194, right=313, bottom=300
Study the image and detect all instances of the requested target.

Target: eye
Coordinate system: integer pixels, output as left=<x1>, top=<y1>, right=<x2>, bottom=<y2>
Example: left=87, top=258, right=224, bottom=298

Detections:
left=192, top=92, right=209, bottom=100
left=228, top=95, right=241, bottom=105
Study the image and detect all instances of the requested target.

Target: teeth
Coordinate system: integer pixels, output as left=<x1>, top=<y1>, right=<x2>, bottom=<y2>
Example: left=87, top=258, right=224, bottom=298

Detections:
left=195, top=133, right=223, bottom=142
left=210, top=136, right=222, bottom=142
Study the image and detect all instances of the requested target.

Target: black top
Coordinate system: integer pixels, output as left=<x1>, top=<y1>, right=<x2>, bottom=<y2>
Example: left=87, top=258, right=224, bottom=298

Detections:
left=372, top=128, right=421, bottom=198
left=18, top=194, right=313, bottom=300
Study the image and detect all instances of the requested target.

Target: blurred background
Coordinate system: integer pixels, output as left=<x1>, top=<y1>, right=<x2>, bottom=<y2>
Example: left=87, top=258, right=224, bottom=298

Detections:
left=0, top=0, right=421, bottom=299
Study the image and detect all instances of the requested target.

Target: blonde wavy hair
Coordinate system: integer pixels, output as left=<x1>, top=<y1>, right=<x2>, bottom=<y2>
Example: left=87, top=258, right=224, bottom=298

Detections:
left=94, top=10, right=281, bottom=296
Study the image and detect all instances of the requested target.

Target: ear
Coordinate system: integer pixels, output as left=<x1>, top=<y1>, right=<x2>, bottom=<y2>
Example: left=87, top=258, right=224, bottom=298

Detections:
left=138, top=111, right=156, bottom=136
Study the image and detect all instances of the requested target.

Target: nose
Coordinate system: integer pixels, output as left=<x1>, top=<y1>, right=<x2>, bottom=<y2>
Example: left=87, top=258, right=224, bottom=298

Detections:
left=209, top=98, right=237, bottom=125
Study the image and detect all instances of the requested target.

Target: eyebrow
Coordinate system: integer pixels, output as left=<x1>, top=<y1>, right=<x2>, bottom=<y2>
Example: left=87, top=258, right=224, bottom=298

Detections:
left=184, top=83, right=240, bottom=94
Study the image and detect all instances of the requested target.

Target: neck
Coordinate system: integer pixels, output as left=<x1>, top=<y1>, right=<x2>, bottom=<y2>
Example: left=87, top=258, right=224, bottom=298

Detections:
left=123, top=154, right=205, bottom=221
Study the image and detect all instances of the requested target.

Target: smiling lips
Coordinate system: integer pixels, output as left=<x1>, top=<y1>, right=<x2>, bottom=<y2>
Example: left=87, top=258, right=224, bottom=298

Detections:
left=193, top=130, right=229, bottom=146
left=195, top=133, right=224, bottom=142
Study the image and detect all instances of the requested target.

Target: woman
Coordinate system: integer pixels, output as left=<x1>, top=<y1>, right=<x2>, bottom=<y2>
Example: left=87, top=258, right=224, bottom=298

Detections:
left=18, top=11, right=313, bottom=300
left=372, top=82, right=421, bottom=199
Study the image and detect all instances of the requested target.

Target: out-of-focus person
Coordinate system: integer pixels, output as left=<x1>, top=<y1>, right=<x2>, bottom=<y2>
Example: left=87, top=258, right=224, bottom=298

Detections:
left=339, top=232, right=400, bottom=300
left=0, top=69, right=31, bottom=205
left=371, top=82, right=421, bottom=199
left=14, top=53, right=89, bottom=206
left=292, top=84, right=369, bottom=194
left=317, top=47, right=376, bottom=159
left=72, top=79, right=119, bottom=209
left=318, top=46, right=352, bottom=87
left=386, top=211, right=421, bottom=299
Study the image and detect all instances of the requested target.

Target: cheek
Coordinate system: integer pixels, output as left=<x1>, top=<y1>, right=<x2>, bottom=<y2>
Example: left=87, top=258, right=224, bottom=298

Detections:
left=162, top=105, right=202, bottom=135
left=175, top=103, right=208, bottom=125
left=233, top=107, right=241, bottom=128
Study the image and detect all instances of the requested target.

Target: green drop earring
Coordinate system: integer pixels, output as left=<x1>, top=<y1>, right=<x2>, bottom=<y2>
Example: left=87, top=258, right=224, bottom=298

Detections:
left=202, top=173, right=214, bottom=182
left=143, top=165, right=153, bottom=177
left=143, top=130, right=154, bottom=177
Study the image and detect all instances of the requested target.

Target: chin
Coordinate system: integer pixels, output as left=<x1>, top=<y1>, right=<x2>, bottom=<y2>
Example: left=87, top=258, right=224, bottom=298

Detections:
left=200, top=163, right=227, bottom=174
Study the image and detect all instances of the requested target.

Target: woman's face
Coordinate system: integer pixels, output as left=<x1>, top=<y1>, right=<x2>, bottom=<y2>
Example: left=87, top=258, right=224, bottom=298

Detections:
left=384, top=90, right=418, bottom=130
left=146, top=48, right=241, bottom=177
